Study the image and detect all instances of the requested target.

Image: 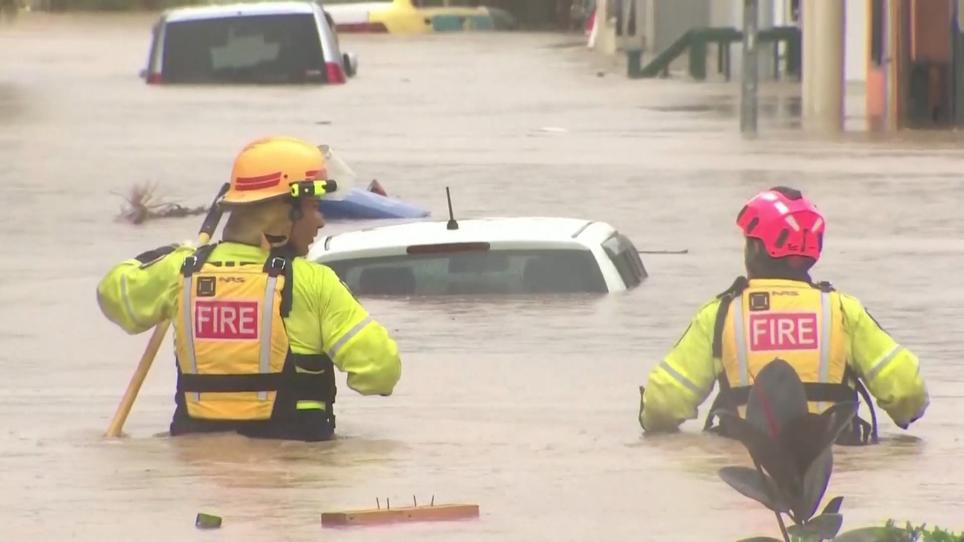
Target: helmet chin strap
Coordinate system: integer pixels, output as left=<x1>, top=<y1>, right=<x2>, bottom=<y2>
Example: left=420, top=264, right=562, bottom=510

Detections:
left=260, top=233, right=289, bottom=252
left=260, top=199, right=302, bottom=251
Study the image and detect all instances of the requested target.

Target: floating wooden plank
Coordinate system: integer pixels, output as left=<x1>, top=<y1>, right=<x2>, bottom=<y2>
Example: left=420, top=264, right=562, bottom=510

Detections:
left=321, top=503, right=480, bottom=527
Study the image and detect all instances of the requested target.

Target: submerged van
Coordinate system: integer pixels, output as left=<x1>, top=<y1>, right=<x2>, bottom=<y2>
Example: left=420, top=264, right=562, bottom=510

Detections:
left=141, top=1, right=358, bottom=85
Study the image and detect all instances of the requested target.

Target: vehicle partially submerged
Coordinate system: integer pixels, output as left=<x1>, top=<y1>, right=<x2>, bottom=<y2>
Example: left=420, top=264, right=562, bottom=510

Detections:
left=308, top=217, right=647, bottom=296
left=141, top=1, right=358, bottom=85
left=325, top=0, right=516, bottom=34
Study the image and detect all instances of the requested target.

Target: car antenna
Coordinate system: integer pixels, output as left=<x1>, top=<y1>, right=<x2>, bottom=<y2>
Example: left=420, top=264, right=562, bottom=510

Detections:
left=445, top=186, right=459, bottom=230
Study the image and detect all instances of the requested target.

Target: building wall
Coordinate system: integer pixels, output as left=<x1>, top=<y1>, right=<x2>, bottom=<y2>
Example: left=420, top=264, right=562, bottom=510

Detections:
left=651, top=0, right=709, bottom=52
left=845, top=0, right=868, bottom=82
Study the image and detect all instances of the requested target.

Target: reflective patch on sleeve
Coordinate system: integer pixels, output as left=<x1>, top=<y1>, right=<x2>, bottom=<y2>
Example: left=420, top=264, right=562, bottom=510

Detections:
left=866, top=345, right=904, bottom=382
left=327, top=316, right=373, bottom=360
left=657, top=360, right=702, bottom=397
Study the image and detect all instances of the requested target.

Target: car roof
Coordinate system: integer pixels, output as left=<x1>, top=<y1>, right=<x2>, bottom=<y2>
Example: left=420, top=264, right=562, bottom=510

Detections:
left=310, top=217, right=618, bottom=260
left=164, top=1, right=317, bottom=23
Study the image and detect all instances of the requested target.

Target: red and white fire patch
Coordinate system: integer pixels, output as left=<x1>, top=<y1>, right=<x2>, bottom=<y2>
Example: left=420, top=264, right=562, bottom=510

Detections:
left=748, top=312, right=818, bottom=351
left=194, top=300, right=259, bottom=340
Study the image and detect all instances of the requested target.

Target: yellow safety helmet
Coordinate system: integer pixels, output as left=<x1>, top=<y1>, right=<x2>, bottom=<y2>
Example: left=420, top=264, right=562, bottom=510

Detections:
left=222, top=136, right=337, bottom=206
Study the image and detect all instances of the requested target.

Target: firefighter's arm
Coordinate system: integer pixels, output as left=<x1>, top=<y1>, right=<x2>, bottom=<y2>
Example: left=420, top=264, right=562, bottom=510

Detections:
left=311, top=265, right=401, bottom=396
left=639, top=300, right=721, bottom=432
left=840, top=294, right=929, bottom=429
left=96, top=244, right=193, bottom=334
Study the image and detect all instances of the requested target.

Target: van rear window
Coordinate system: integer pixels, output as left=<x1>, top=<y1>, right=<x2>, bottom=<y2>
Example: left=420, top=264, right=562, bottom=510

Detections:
left=324, top=249, right=608, bottom=296
left=162, top=14, right=325, bottom=83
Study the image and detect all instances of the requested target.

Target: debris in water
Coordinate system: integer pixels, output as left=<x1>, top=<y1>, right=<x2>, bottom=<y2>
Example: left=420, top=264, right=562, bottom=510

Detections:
left=195, top=513, right=222, bottom=529
left=321, top=496, right=479, bottom=527
left=368, top=179, right=387, bottom=196
left=114, top=181, right=209, bottom=225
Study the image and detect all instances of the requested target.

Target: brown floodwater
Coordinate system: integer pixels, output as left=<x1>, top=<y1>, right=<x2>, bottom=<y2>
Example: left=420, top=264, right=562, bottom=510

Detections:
left=1, top=12, right=963, bottom=541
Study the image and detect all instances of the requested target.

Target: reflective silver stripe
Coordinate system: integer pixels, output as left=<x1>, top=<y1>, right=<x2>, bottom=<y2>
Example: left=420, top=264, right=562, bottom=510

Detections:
left=866, top=345, right=904, bottom=382
left=258, top=276, right=278, bottom=401
left=658, top=360, right=701, bottom=396
left=181, top=276, right=200, bottom=401
left=819, top=291, right=831, bottom=383
left=328, top=316, right=372, bottom=359
left=732, top=297, right=749, bottom=386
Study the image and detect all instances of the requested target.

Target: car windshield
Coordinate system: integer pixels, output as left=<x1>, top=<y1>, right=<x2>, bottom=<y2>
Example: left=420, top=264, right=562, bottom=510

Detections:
left=324, top=248, right=608, bottom=295
left=162, top=14, right=324, bottom=84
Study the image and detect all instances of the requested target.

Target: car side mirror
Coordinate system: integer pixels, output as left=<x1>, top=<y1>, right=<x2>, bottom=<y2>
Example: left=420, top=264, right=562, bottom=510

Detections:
left=343, top=52, right=359, bottom=77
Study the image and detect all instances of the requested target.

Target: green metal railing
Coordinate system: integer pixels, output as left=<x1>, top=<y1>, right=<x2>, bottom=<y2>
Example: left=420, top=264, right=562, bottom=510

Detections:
left=627, top=26, right=801, bottom=81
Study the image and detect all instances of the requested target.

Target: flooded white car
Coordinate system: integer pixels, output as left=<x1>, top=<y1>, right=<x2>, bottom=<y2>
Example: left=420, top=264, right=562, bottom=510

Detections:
left=310, top=217, right=647, bottom=295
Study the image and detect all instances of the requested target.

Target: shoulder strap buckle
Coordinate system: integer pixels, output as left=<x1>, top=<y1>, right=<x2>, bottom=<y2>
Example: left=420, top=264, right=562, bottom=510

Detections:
left=812, top=280, right=835, bottom=293
left=181, top=255, right=198, bottom=277
left=181, top=244, right=217, bottom=277
left=267, top=256, right=288, bottom=276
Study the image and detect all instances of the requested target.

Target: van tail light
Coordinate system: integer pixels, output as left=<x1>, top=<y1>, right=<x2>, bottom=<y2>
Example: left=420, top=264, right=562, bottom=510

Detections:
left=325, top=62, right=346, bottom=84
left=337, top=22, right=388, bottom=33
left=146, top=73, right=163, bottom=84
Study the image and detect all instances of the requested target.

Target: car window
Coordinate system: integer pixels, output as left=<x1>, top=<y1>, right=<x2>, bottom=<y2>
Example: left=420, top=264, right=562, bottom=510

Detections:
left=162, top=14, right=324, bottom=83
left=602, top=232, right=648, bottom=288
left=324, top=248, right=608, bottom=295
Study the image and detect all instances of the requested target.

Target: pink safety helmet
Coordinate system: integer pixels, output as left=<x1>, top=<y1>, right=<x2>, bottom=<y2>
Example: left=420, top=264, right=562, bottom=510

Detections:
left=736, top=187, right=825, bottom=260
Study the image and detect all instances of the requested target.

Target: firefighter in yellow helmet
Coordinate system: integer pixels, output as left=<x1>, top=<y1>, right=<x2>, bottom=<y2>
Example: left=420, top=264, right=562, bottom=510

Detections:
left=97, top=136, right=401, bottom=441
left=638, top=186, right=929, bottom=445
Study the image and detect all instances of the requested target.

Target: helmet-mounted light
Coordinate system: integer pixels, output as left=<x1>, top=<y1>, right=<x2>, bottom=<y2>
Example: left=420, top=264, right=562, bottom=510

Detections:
left=289, top=179, right=338, bottom=199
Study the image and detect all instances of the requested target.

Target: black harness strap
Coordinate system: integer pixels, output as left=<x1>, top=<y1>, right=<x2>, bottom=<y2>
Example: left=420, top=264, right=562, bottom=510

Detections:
left=265, top=248, right=295, bottom=317
left=711, top=276, right=748, bottom=359
left=704, top=277, right=747, bottom=432
left=181, top=243, right=218, bottom=277
left=180, top=373, right=285, bottom=393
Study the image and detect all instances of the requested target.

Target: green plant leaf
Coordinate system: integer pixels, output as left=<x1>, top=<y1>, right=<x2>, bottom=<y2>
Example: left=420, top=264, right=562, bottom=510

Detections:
left=718, top=466, right=791, bottom=513
left=735, top=537, right=785, bottom=542
left=715, top=410, right=801, bottom=495
left=796, top=447, right=834, bottom=522
left=786, top=513, right=843, bottom=540
left=831, top=526, right=903, bottom=542
left=821, top=496, right=843, bottom=515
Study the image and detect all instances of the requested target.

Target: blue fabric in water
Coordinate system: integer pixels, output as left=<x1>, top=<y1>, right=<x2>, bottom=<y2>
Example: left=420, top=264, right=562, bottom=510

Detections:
left=319, top=188, right=430, bottom=220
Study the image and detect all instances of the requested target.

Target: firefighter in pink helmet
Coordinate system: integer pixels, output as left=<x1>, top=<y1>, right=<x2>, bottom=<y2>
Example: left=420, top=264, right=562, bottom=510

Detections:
left=638, top=186, right=929, bottom=445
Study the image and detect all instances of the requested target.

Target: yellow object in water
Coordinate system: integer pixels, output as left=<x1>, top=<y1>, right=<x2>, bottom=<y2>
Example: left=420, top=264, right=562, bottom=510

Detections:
left=367, top=0, right=498, bottom=34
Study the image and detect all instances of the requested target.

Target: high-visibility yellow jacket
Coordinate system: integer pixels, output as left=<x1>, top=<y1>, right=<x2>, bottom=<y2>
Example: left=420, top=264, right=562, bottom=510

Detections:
left=639, top=278, right=928, bottom=436
left=97, top=242, right=401, bottom=437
